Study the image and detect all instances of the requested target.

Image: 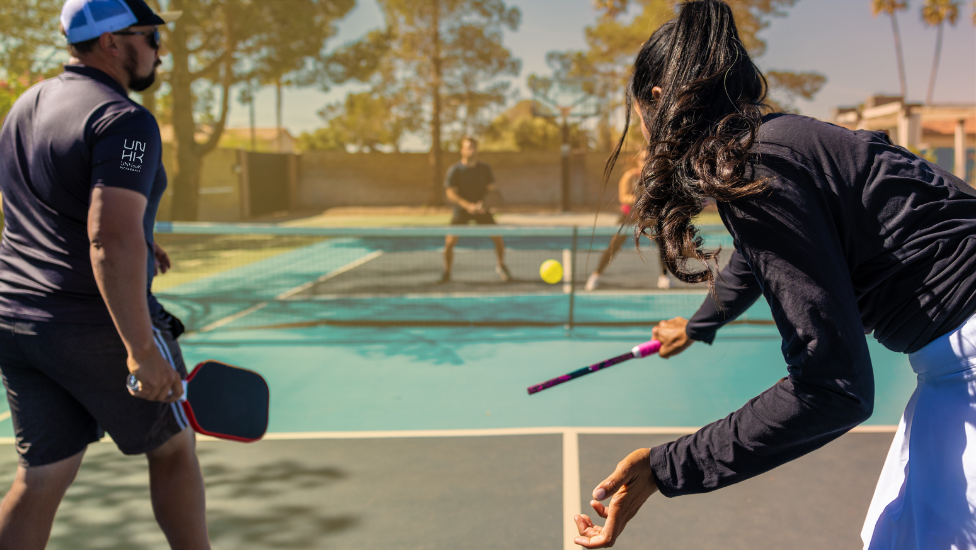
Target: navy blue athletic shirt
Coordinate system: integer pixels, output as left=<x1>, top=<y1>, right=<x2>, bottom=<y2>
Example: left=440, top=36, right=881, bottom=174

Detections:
left=444, top=161, right=494, bottom=214
left=649, top=113, right=976, bottom=497
left=0, top=65, right=166, bottom=324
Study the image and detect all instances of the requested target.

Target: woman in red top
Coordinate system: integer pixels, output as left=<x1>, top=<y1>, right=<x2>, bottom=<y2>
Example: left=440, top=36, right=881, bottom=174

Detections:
left=585, top=148, right=670, bottom=291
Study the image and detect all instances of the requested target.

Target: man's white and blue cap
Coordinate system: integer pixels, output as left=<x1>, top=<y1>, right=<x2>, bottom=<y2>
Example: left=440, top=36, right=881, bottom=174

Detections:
left=60, top=0, right=166, bottom=45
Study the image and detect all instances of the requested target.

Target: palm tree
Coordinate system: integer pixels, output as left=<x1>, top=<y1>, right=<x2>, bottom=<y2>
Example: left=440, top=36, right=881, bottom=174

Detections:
left=922, top=0, right=961, bottom=104
left=872, top=0, right=910, bottom=100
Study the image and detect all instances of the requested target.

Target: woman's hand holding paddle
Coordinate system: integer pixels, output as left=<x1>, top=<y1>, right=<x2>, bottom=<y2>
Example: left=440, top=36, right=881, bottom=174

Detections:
left=653, top=317, right=694, bottom=358
left=574, top=448, right=659, bottom=548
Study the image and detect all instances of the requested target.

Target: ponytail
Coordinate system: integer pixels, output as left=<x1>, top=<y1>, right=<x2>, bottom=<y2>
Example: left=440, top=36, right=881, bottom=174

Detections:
left=605, top=0, right=768, bottom=285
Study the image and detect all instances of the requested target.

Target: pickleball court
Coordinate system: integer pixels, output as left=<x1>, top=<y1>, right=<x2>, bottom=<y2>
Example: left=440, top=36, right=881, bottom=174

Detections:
left=0, top=223, right=917, bottom=549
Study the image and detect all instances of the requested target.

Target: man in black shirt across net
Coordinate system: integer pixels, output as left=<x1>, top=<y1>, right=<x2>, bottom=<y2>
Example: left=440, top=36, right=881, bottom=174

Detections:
left=440, top=136, right=512, bottom=283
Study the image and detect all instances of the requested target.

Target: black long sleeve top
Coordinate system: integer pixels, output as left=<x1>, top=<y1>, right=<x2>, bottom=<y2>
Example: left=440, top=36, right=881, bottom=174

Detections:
left=649, top=113, right=976, bottom=497
left=685, top=250, right=763, bottom=344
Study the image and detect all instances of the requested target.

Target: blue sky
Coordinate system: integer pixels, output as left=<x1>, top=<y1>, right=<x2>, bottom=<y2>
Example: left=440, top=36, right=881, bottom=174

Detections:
left=226, top=0, right=976, bottom=149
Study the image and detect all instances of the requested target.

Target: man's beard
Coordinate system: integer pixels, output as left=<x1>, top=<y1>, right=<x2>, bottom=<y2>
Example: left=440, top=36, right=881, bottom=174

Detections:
left=124, top=44, right=158, bottom=92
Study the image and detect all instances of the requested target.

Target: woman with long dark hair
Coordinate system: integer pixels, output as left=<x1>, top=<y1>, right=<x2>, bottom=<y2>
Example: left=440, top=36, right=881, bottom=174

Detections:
left=574, top=1, right=976, bottom=548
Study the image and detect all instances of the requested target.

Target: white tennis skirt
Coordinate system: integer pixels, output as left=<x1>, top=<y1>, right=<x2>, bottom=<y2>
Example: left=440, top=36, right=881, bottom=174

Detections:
left=862, top=313, right=976, bottom=550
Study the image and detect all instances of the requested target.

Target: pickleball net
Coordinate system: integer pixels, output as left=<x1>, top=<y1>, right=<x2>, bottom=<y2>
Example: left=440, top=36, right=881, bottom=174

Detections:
left=152, top=222, right=760, bottom=333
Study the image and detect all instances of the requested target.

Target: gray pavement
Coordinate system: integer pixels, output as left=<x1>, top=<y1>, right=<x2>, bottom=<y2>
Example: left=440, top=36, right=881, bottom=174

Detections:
left=0, top=431, right=892, bottom=549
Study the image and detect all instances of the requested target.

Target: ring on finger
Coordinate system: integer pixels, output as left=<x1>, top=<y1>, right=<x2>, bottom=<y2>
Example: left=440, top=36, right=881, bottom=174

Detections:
left=126, top=373, right=141, bottom=393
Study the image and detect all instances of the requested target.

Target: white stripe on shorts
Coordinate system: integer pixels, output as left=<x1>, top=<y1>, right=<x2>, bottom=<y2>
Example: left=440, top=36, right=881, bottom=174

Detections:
left=152, top=328, right=189, bottom=431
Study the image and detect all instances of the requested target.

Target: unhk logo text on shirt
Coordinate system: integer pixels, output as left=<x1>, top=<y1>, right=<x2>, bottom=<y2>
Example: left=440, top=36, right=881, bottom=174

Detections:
left=121, top=139, right=144, bottom=173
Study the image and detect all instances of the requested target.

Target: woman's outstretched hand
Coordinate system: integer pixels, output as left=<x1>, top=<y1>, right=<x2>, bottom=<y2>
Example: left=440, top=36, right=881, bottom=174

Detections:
left=574, top=448, right=659, bottom=548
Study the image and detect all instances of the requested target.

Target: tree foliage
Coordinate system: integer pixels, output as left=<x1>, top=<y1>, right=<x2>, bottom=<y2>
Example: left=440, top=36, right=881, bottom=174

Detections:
left=534, top=0, right=826, bottom=150
left=481, top=100, right=590, bottom=152
left=0, top=76, right=39, bottom=123
left=317, top=91, right=420, bottom=152
left=157, top=0, right=354, bottom=220
left=922, top=0, right=961, bottom=26
left=0, top=0, right=64, bottom=121
left=872, top=0, right=909, bottom=14
left=765, top=70, right=827, bottom=113
left=297, top=125, right=347, bottom=152
left=328, top=0, right=521, bottom=202
left=0, top=0, right=63, bottom=78
left=369, top=0, right=521, bottom=131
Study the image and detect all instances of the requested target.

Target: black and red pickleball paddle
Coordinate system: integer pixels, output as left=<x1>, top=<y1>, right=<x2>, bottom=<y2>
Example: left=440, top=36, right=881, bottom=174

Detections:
left=128, top=360, right=269, bottom=442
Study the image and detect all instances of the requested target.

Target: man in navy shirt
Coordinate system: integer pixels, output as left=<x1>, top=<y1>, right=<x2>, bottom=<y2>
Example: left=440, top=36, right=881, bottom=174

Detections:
left=0, top=1, right=209, bottom=548
left=441, top=136, right=512, bottom=283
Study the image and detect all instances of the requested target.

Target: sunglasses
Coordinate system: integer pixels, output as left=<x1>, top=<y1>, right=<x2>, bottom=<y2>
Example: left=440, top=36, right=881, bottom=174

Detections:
left=112, top=29, right=160, bottom=50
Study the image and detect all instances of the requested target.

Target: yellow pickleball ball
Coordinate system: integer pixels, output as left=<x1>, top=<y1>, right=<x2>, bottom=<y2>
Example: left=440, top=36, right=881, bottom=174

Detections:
left=540, top=260, right=563, bottom=284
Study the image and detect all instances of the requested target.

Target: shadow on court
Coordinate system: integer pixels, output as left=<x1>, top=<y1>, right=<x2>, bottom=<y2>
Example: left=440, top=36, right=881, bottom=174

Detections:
left=0, top=431, right=891, bottom=549
left=0, top=441, right=358, bottom=549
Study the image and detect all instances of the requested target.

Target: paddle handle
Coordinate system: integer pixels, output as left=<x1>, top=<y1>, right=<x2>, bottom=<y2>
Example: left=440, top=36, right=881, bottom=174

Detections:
left=527, top=340, right=662, bottom=395
left=127, top=375, right=188, bottom=402
left=164, top=381, right=189, bottom=402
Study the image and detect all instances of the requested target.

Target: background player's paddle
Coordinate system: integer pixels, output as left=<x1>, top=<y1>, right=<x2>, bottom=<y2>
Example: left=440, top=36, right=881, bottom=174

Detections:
left=128, top=360, right=270, bottom=442
left=482, top=188, right=503, bottom=211
left=527, top=339, right=661, bottom=395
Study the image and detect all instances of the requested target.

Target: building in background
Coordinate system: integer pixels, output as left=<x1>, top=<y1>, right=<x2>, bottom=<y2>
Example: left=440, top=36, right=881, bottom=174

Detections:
left=831, top=96, right=975, bottom=182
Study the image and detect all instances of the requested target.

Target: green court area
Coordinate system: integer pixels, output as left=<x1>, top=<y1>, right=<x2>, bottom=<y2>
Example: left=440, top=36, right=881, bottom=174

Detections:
left=0, top=222, right=916, bottom=549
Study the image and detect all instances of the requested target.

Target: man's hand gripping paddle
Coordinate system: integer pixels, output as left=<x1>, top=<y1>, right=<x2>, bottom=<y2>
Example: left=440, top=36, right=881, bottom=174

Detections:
left=527, top=340, right=662, bottom=395
left=128, top=361, right=270, bottom=442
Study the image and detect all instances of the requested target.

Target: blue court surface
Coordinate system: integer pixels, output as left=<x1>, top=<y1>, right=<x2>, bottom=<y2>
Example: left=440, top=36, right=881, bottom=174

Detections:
left=181, top=322, right=912, bottom=434
left=0, top=225, right=917, bottom=549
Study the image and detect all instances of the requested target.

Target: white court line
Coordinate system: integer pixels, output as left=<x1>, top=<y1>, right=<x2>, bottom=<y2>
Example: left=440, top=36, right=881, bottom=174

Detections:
left=259, top=427, right=696, bottom=440
left=275, top=251, right=384, bottom=300
left=246, top=425, right=897, bottom=440
left=194, top=251, right=384, bottom=333
left=563, top=430, right=581, bottom=550
left=198, top=301, right=270, bottom=333
left=0, top=425, right=896, bottom=445
left=0, top=412, right=10, bottom=423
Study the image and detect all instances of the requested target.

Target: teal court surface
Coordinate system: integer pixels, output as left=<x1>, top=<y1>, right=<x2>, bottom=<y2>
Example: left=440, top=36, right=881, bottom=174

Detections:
left=0, top=223, right=917, bottom=549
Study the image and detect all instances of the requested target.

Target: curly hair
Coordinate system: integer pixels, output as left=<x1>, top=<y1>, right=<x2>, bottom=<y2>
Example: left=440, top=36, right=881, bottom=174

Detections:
left=605, top=0, right=769, bottom=285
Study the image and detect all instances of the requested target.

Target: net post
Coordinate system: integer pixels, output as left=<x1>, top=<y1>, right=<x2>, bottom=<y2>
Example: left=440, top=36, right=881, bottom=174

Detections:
left=568, top=226, right=577, bottom=329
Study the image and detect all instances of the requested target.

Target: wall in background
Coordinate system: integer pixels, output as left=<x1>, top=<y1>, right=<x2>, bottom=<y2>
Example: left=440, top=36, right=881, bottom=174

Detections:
left=299, top=151, right=627, bottom=211
left=156, top=148, right=629, bottom=221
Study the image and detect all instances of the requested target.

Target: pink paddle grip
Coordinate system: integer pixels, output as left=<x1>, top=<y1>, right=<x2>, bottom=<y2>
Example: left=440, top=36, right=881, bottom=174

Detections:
left=632, top=340, right=662, bottom=358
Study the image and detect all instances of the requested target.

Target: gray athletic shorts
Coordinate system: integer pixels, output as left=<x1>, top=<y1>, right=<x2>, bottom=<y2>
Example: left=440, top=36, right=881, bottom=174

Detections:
left=0, top=313, right=190, bottom=467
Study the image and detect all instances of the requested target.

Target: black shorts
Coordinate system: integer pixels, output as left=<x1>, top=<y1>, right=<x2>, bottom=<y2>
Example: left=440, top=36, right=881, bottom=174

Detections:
left=0, top=312, right=189, bottom=467
left=450, top=210, right=496, bottom=225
